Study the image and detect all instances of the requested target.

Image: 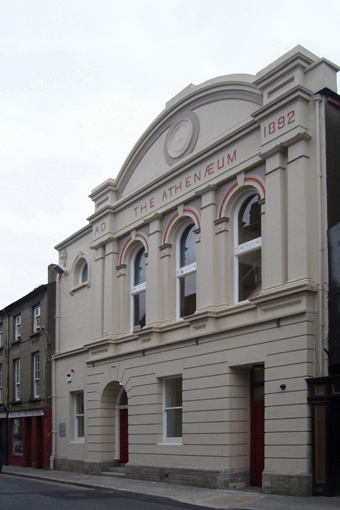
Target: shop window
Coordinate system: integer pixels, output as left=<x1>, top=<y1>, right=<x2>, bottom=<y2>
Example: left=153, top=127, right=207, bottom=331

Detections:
left=14, top=315, right=21, bottom=341
left=131, top=247, right=146, bottom=331
left=75, top=391, right=84, bottom=441
left=163, top=377, right=182, bottom=442
left=0, top=322, right=3, bottom=348
left=12, top=418, right=23, bottom=454
left=177, top=224, right=196, bottom=318
left=33, top=305, right=40, bottom=332
left=14, top=359, right=20, bottom=401
left=234, top=194, right=262, bottom=302
left=33, top=352, right=40, bottom=398
left=0, top=364, right=3, bottom=403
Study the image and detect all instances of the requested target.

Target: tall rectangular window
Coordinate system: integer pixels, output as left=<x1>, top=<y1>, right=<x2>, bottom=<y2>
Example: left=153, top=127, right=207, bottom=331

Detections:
left=14, top=315, right=21, bottom=340
left=163, top=377, right=182, bottom=442
left=33, top=305, right=40, bottom=332
left=75, top=391, right=84, bottom=440
left=177, top=224, right=196, bottom=318
left=33, top=353, right=40, bottom=398
left=0, top=364, right=3, bottom=403
left=0, top=323, right=3, bottom=348
left=131, top=247, right=146, bottom=331
left=14, top=359, right=20, bottom=401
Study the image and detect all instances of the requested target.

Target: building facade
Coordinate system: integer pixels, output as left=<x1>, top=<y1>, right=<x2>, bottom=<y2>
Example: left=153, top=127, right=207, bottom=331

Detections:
left=0, top=265, right=56, bottom=469
left=53, top=47, right=340, bottom=496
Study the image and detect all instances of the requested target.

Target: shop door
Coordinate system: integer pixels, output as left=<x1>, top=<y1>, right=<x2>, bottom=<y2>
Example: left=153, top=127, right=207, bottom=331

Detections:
left=250, top=365, right=265, bottom=487
left=119, top=408, right=129, bottom=464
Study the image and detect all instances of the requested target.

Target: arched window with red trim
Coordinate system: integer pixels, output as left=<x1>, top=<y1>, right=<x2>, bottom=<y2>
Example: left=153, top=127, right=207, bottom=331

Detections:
left=177, top=223, right=196, bottom=318
left=234, top=194, right=262, bottom=302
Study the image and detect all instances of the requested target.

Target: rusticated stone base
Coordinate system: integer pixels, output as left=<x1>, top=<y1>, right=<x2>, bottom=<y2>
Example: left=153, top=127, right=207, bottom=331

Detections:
left=125, top=464, right=250, bottom=490
left=55, top=458, right=84, bottom=473
left=262, top=471, right=312, bottom=496
left=55, top=458, right=116, bottom=475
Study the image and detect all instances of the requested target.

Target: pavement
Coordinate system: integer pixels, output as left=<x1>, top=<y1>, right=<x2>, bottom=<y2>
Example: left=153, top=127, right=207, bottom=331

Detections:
left=2, top=465, right=340, bottom=510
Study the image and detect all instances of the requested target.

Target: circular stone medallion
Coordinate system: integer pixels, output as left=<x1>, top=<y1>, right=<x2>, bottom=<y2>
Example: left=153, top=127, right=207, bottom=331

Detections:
left=167, top=118, right=194, bottom=159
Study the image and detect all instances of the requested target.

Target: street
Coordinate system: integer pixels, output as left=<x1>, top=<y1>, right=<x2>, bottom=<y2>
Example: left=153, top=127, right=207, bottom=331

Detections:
left=0, top=475, right=207, bottom=510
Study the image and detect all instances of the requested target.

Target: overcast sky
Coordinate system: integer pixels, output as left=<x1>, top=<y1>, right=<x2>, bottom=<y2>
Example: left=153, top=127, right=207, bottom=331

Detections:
left=1, top=0, right=340, bottom=309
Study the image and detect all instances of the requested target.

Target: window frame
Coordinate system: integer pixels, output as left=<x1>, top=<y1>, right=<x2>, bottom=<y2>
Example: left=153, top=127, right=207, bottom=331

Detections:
left=234, top=192, right=262, bottom=304
left=0, top=322, right=3, bottom=348
left=14, top=359, right=20, bottom=401
left=74, top=391, right=85, bottom=441
left=33, top=352, right=40, bottom=398
left=33, top=305, right=41, bottom=333
left=163, top=376, right=183, bottom=443
left=130, top=246, right=146, bottom=332
left=176, top=223, right=197, bottom=319
left=14, top=315, right=21, bottom=341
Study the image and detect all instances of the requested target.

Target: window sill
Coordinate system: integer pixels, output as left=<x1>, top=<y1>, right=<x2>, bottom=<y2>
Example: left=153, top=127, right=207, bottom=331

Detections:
left=158, top=441, right=183, bottom=445
left=70, top=439, right=85, bottom=444
left=70, top=282, right=90, bottom=296
left=10, top=400, right=22, bottom=405
left=29, top=397, right=42, bottom=403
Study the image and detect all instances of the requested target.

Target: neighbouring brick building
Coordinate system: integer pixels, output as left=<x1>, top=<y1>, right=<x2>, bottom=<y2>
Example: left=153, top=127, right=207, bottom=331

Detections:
left=52, top=47, right=340, bottom=496
left=0, top=265, right=57, bottom=469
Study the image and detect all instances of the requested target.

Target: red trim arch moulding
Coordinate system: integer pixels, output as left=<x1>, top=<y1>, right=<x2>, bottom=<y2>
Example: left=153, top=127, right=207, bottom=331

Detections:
left=119, top=233, right=149, bottom=265
left=218, top=177, right=265, bottom=219
left=162, top=207, right=201, bottom=246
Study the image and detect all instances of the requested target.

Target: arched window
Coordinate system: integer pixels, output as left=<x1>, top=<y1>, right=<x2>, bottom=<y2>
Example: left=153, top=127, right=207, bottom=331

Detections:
left=131, top=247, right=146, bottom=331
left=73, top=256, right=89, bottom=288
left=234, top=194, right=262, bottom=302
left=177, top=223, right=196, bottom=318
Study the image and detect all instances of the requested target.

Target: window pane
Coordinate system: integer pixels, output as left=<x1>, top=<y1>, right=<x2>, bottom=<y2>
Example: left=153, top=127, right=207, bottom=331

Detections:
left=238, top=195, right=261, bottom=245
left=133, top=291, right=146, bottom=329
left=165, top=378, right=182, bottom=408
left=76, top=392, right=84, bottom=414
left=166, top=408, right=182, bottom=437
left=238, top=249, right=261, bottom=301
left=134, top=248, right=146, bottom=285
left=13, top=418, right=23, bottom=454
left=180, top=273, right=196, bottom=317
left=252, top=366, right=264, bottom=384
left=77, top=416, right=84, bottom=438
left=119, top=389, right=128, bottom=406
left=252, top=385, right=264, bottom=401
left=81, top=263, right=88, bottom=283
left=180, top=224, right=196, bottom=267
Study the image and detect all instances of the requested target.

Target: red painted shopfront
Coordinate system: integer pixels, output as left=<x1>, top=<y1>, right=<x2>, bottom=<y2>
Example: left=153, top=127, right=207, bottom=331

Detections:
left=8, top=407, right=52, bottom=470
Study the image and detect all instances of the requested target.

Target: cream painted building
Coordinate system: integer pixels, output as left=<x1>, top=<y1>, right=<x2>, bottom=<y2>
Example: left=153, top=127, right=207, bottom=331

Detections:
left=53, top=47, right=340, bottom=496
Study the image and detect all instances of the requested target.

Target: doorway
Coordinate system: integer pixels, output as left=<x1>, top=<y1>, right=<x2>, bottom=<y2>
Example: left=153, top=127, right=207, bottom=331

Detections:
left=117, top=388, right=128, bottom=464
left=250, top=365, right=264, bottom=487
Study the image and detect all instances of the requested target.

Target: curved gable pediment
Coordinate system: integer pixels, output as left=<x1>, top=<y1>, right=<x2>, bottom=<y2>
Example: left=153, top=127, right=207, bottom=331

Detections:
left=115, top=74, right=262, bottom=199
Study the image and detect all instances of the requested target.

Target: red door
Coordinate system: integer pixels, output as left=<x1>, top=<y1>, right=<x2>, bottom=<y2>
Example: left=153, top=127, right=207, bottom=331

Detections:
left=250, top=365, right=265, bottom=487
left=119, top=409, right=129, bottom=464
